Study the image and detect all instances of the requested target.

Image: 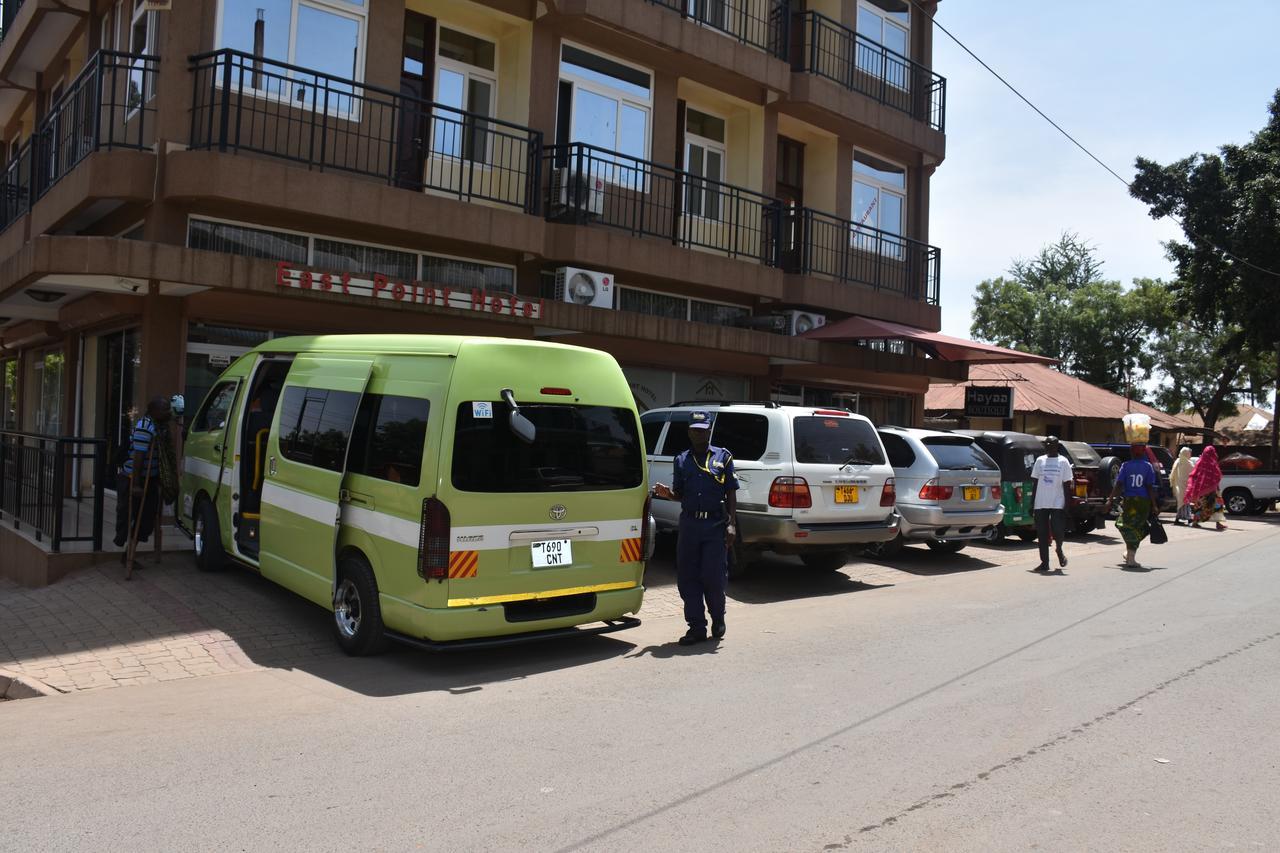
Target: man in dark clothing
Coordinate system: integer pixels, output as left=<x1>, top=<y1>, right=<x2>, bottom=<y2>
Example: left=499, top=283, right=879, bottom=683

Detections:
left=114, top=396, right=172, bottom=550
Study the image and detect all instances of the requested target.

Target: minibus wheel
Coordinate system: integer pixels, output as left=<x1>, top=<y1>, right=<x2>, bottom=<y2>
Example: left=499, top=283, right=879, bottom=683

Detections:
left=193, top=500, right=226, bottom=573
left=333, top=555, right=388, bottom=656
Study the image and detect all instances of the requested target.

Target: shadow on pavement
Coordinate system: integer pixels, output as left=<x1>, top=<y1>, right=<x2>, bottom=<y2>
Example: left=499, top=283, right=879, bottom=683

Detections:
left=728, top=555, right=892, bottom=604
left=626, top=638, right=723, bottom=659
left=859, top=545, right=999, bottom=576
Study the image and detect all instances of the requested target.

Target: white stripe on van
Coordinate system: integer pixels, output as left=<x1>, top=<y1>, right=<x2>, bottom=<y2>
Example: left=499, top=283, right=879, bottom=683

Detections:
left=183, top=457, right=222, bottom=484
left=262, top=481, right=339, bottom=523
left=452, top=518, right=642, bottom=551
left=342, top=504, right=419, bottom=547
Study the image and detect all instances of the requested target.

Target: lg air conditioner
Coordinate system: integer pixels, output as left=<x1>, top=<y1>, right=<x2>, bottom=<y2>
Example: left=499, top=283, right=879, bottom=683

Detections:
left=554, top=267, right=615, bottom=309
left=554, top=167, right=605, bottom=216
left=780, top=310, right=826, bottom=336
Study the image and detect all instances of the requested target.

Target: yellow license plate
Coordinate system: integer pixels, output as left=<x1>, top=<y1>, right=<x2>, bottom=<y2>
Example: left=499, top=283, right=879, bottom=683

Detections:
left=834, top=485, right=860, bottom=504
left=1075, top=484, right=1088, bottom=497
left=963, top=486, right=982, bottom=501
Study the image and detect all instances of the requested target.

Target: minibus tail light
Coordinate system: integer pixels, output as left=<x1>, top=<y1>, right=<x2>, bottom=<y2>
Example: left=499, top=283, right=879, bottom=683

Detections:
left=540, top=387, right=573, bottom=396
left=880, top=477, right=896, bottom=507
left=419, top=497, right=451, bottom=580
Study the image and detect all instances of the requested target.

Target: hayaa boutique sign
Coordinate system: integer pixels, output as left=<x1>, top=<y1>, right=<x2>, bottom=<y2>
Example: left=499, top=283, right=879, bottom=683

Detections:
left=275, top=261, right=543, bottom=320
left=964, top=386, right=1015, bottom=419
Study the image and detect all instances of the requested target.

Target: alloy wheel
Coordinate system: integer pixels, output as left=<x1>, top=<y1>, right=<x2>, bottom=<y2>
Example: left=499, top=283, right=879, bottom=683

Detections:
left=334, top=578, right=362, bottom=640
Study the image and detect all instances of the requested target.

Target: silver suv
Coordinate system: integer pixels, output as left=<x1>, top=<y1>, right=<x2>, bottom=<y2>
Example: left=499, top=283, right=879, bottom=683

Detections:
left=873, top=427, right=1004, bottom=555
left=642, top=403, right=899, bottom=574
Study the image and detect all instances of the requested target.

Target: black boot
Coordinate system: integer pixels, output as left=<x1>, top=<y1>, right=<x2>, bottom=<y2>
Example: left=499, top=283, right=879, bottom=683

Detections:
left=678, top=628, right=708, bottom=646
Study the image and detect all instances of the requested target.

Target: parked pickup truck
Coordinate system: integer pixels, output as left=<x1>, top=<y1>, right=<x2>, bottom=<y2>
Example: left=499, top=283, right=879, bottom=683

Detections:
left=1218, top=470, right=1280, bottom=516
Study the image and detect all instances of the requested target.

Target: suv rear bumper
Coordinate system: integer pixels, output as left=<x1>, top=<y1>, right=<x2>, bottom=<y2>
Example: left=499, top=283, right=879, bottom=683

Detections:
left=738, top=510, right=900, bottom=550
left=898, top=504, right=1004, bottom=541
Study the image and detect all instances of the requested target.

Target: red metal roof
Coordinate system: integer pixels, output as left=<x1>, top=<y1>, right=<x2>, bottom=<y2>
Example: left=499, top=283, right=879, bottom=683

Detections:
left=805, top=316, right=1058, bottom=364
left=925, top=362, right=1198, bottom=430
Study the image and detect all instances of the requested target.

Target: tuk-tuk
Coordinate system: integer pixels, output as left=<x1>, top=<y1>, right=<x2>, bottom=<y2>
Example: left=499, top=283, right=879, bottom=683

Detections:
left=957, top=430, right=1043, bottom=543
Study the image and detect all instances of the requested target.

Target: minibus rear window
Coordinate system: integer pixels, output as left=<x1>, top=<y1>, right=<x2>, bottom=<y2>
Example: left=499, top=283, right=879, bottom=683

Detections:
left=452, top=402, right=643, bottom=492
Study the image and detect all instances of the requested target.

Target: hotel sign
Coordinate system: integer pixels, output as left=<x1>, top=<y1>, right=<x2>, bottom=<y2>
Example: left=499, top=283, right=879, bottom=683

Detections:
left=964, top=386, right=1015, bottom=419
left=275, top=261, right=543, bottom=320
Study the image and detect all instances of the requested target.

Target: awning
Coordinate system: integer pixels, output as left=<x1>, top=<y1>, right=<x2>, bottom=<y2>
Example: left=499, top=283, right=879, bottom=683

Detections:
left=805, top=315, right=1058, bottom=364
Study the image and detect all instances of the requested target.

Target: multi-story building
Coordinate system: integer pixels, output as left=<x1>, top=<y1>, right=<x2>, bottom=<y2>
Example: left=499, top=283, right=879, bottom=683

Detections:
left=1, top=0, right=970, bottom=468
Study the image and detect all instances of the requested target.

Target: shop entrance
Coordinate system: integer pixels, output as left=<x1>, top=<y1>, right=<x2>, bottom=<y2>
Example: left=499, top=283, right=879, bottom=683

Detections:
left=97, top=329, right=139, bottom=467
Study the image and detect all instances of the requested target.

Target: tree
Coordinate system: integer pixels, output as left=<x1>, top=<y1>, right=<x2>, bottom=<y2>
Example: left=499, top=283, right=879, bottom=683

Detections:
left=970, top=234, right=1156, bottom=395
left=1130, top=90, right=1280, bottom=433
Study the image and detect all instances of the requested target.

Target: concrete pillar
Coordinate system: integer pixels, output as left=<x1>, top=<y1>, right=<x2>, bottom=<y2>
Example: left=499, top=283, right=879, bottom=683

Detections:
left=652, top=70, right=679, bottom=168
left=138, top=290, right=186, bottom=405
left=528, top=17, right=561, bottom=144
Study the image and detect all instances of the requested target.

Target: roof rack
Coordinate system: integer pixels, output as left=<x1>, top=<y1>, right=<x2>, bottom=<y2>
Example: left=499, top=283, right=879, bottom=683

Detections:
left=670, top=400, right=782, bottom=408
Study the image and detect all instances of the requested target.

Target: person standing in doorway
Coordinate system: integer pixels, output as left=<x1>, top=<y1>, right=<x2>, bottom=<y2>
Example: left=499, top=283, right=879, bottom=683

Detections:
left=1031, top=436, right=1073, bottom=573
left=113, top=396, right=172, bottom=555
left=1106, top=443, right=1160, bottom=568
left=1169, top=446, right=1194, bottom=525
left=653, top=411, right=738, bottom=646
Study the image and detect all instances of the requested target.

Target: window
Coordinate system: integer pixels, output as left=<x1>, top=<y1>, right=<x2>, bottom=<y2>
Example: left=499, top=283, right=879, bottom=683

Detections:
left=857, top=0, right=910, bottom=58
left=879, top=432, right=915, bottom=468
left=314, top=238, right=417, bottom=280
left=922, top=438, right=998, bottom=471
left=451, top=402, right=643, bottom=493
left=711, top=412, right=769, bottom=462
left=690, top=300, right=749, bottom=326
left=217, top=0, right=366, bottom=111
left=793, top=417, right=885, bottom=465
left=422, top=254, right=515, bottom=294
left=656, top=412, right=693, bottom=458
left=558, top=44, right=651, bottom=181
left=433, top=27, right=496, bottom=162
left=278, top=386, right=361, bottom=472
left=618, top=287, right=687, bottom=320
left=31, top=350, right=65, bottom=435
left=1, top=358, right=17, bottom=431
left=685, top=108, right=726, bottom=220
left=348, top=393, right=429, bottom=487
left=127, top=0, right=157, bottom=112
left=852, top=150, right=906, bottom=254
left=688, top=0, right=728, bottom=30
left=640, top=412, right=666, bottom=454
left=191, top=382, right=239, bottom=433
left=189, top=219, right=308, bottom=262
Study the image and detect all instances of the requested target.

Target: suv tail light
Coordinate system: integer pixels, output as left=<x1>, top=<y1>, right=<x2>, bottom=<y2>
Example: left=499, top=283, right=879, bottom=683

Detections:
left=1014, top=485, right=1024, bottom=503
left=991, top=484, right=1003, bottom=501
left=769, top=477, right=812, bottom=509
left=919, top=479, right=954, bottom=501
left=418, top=497, right=451, bottom=580
left=880, top=477, right=897, bottom=507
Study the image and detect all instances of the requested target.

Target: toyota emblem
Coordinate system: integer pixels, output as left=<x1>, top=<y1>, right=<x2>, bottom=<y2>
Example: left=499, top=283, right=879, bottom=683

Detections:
left=549, top=504, right=567, bottom=521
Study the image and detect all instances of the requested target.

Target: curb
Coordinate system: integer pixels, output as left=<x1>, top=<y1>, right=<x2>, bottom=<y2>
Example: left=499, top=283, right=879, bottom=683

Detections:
left=0, top=668, right=60, bottom=701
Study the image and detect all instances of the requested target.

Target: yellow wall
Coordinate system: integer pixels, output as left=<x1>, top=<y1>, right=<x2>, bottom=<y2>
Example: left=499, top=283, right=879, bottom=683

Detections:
left=678, top=80, right=765, bottom=193
left=776, top=113, right=840, bottom=215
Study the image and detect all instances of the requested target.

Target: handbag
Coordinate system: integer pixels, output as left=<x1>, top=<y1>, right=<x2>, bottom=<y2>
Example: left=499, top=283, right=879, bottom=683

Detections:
left=1149, top=516, right=1168, bottom=545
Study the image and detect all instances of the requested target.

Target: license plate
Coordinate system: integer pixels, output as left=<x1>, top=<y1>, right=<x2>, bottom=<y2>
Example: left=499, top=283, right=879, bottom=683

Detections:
left=1075, top=484, right=1088, bottom=497
left=531, top=539, right=573, bottom=568
left=963, top=486, right=982, bottom=501
left=834, top=485, right=860, bottom=504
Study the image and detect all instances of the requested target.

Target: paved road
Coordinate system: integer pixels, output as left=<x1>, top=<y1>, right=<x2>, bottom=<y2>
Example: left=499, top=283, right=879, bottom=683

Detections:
left=3, top=519, right=1279, bottom=852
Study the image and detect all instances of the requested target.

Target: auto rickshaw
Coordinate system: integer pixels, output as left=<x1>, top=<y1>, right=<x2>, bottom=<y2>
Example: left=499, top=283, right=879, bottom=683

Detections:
left=957, top=430, right=1043, bottom=543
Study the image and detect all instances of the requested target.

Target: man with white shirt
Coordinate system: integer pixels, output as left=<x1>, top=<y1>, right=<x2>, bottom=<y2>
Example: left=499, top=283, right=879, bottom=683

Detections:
left=1031, top=436, right=1074, bottom=574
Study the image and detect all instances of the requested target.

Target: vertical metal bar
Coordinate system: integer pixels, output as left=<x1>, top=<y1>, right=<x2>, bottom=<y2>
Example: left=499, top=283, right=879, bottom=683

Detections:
left=190, top=56, right=200, bottom=147
left=218, top=50, right=231, bottom=151
left=91, top=440, right=104, bottom=552
left=94, top=53, right=106, bottom=150
left=319, top=79, right=330, bottom=171
left=386, top=91, right=399, bottom=186
left=51, top=440, right=64, bottom=552
left=466, top=113, right=476, bottom=203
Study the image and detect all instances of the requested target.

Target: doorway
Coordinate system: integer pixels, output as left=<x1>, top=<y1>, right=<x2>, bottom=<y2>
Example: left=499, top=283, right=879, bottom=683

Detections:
left=97, top=328, right=139, bottom=465
left=395, top=11, right=436, bottom=190
left=775, top=135, right=805, bottom=271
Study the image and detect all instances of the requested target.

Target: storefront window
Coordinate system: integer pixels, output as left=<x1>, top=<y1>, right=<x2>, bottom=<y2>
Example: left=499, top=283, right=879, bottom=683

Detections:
left=185, top=324, right=273, bottom=419
left=1, top=358, right=17, bottom=430
left=31, top=351, right=65, bottom=435
left=98, top=329, right=140, bottom=462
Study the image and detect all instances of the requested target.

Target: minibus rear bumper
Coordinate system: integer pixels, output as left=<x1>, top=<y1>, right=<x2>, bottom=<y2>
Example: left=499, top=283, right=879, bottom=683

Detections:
left=387, top=615, right=642, bottom=652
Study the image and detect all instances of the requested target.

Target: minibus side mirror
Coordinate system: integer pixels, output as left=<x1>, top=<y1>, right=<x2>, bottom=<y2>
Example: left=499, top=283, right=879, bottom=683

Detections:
left=501, top=388, right=537, bottom=445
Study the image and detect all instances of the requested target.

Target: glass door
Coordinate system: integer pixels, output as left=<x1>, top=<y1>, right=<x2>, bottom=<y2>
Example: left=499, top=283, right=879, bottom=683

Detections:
left=98, top=329, right=140, bottom=475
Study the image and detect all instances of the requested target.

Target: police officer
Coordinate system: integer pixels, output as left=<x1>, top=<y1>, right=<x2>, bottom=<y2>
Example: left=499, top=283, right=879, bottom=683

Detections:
left=653, top=411, right=738, bottom=646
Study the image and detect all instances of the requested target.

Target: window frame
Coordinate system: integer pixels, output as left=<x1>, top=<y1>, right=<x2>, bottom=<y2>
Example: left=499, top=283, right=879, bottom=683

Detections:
left=213, top=0, right=369, bottom=120
left=190, top=380, right=240, bottom=434
left=856, top=0, right=911, bottom=59
left=432, top=23, right=499, bottom=164
left=851, top=148, right=908, bottom=255
left=558, top=40, right=653, bottom=168
left=126, top=0, right=158, bottom=119
left=616, top=282, right=748, bottom=324
left=347, top=391, right=431, bottom=488
left=683, top=106, right=728, bottom=221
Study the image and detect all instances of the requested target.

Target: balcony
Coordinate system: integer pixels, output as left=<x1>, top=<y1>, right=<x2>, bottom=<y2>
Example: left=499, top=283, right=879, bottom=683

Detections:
left=545, top=142, right=782, bottom=266
left=645, top=0, right=791, bottom=59
left=793, top=207, right=940, bottom=305
left=0, top=50, right=159, bottom=233
left=0, top=0, right=27, bottom=44
left=793, top=10, right=945, bottom=133
left=188, top=50, right=543, bottom=214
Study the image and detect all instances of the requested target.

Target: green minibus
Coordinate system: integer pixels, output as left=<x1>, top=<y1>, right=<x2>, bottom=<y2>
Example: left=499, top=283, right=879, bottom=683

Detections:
left=178, top=335, right=651, bottom=654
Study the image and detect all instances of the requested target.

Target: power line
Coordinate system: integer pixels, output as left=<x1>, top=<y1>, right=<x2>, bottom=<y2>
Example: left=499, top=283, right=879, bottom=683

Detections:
left=915, top=0, right=1280, bottom=279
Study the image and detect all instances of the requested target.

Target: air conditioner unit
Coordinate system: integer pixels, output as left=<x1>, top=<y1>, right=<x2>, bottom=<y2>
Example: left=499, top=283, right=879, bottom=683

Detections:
left=554, top=166, right=605, bottom=216
left=554, top=267, right=615, bottom=309
left=779, top=310, right=826, bottom=336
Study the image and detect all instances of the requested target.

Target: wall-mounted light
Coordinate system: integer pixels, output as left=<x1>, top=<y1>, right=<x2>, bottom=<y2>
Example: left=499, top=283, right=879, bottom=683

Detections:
left=25, top=288, right=64, bottom=303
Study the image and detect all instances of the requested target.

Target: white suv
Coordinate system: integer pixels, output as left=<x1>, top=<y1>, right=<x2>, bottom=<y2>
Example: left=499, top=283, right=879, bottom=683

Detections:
left=641, top=403, right=899, bottom=574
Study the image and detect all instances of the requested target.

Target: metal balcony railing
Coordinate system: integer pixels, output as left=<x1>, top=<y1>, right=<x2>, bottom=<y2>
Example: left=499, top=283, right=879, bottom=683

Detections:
left=646, top=0, right=791, bottom=59
left=0, top=431, right=107, bottom=552
left=0, top=50, right=159, bottom=233
left=794, top=11, right=946, bottom=132
left=545, top=142, right=784, bottom=266
left=189, top=49, right=544, bottom=213
left=794, top=207, right=941, bottom=305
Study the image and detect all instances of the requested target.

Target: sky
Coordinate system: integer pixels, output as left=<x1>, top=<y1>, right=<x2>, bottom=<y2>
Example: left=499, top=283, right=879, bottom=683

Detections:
left=929, top=0, right=1280, bottom=340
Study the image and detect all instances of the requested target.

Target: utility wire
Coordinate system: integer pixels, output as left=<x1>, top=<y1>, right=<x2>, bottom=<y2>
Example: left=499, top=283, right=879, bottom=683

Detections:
left=915, top=0, right=1280, bottom=279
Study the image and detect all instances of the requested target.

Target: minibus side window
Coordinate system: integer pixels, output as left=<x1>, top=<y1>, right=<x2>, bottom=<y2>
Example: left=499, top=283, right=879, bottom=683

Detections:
left=278, top=386, right=361, bottom=472
left=348, top=393, right=430, bottom=487
left=190, top=382, right=238, bottom=433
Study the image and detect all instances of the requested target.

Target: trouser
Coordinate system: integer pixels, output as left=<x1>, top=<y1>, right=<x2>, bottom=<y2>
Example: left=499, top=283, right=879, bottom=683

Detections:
left=114, top=473, right=160, bottom=547
left=676, top=517, right=728, bottom=632
left=1034, top=508, right=1066, bottom=566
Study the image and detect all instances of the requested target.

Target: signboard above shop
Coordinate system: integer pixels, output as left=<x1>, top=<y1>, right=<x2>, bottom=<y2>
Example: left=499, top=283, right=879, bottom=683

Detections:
left=964, top=386, right=1015, bottom=419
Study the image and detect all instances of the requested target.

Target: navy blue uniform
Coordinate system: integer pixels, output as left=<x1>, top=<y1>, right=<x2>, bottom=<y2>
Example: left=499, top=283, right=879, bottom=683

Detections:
left=673, top=445, right=738, bottom=632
